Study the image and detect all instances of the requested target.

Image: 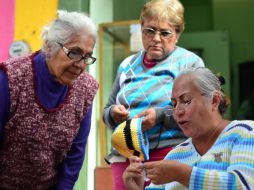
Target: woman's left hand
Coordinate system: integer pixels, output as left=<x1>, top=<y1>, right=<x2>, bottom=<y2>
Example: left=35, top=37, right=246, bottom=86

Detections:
left=123, top=156, right=145, bottom=190
left=134, top=108, right=156, bottom=131
left=144, top=160, right=191, bottom=187
left=144, top=160, right=178, bottom=184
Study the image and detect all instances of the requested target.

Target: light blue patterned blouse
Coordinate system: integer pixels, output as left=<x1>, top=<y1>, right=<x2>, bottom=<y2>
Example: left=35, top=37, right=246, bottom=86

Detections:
left=146, top=120, right=254, bottom=190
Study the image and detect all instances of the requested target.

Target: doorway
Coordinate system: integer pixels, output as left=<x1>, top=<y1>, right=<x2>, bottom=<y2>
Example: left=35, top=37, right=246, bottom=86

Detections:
left=239, top=61, right=254, bottom=103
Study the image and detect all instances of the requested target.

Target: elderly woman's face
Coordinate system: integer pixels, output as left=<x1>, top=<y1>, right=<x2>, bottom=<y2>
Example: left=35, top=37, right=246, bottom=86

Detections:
left=171, top=75, right=213, bottom=139
left=47, top=35, right=96, bottom=85
left=142, top=20, right=178, bottom=60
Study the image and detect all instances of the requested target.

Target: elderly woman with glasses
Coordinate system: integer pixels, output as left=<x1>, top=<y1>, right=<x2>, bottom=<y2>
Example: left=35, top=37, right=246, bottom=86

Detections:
left=123, top=67, right=254, bottom=190
left=0, top=10, right=98, bottom=189
left=102, top=0, right=204, bottom=189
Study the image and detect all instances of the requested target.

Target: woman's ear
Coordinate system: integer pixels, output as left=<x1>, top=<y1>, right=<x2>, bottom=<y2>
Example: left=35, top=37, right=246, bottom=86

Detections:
left=44, top=40, right=52, bottom=60
left=45, top=40, right=51, bottom=51
left=212, top=92, right=221, bottom=111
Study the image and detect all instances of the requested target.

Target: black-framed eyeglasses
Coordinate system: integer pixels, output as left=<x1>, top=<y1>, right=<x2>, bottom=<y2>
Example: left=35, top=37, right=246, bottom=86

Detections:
left=142, top=27, right=174, bottom=39
left=57, top=42, right=96, bottom=65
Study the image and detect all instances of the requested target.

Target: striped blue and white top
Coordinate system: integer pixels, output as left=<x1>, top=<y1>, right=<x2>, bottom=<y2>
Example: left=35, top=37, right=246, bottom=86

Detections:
left=146, top=120, right=254, bottom=190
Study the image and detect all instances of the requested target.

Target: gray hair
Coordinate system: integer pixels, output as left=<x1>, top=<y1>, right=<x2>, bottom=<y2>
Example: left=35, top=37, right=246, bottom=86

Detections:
left=41, top=10, right=97, bottom=57
left=176, top=67, right=230, bottom=115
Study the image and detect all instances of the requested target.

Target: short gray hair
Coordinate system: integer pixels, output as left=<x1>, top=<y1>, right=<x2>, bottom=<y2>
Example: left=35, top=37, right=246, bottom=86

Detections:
left=176, top=67, right=230, bottom=115
left=41, top=10, right=97, bottom=56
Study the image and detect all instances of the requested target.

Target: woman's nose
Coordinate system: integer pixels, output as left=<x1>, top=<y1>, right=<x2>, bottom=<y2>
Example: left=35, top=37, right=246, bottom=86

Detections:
left=73, top=61, right=86, bottom=69
left=173, top=106, right=185, bottom=116
left=152, top=32, right=162, bottom=42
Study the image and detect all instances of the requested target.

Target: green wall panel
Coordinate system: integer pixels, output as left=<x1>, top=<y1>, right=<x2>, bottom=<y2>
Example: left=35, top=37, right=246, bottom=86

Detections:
left=113, top=0, right=147, bottom=21
left=182, top=0, right=213, bottom=32
left=213, top=0, right=254, bottom=116
left=58, top=0, right=89, bottom=13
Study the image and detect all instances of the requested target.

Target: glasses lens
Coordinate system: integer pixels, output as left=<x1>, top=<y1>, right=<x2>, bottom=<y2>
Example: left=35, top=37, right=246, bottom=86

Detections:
left=143, top=28, right=156, bottom=37
left=143, top=27, right=174, bottom=39
left=84, top=56, right=95, bottom=65
left=68, top=51, right=83, bottom=61
left=160, top=31, right=173, bottom=38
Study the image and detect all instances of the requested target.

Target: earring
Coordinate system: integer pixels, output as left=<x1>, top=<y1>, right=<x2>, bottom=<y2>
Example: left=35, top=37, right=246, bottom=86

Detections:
left=46, top=52, right=51, bottom=60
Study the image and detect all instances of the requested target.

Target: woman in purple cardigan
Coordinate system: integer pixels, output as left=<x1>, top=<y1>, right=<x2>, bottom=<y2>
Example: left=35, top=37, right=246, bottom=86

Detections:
left=0, top=10, right=98, bottom=189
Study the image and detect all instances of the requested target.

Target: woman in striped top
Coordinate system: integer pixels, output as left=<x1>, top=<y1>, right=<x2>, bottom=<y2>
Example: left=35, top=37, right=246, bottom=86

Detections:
left=123, top=67, right=254, bottom=190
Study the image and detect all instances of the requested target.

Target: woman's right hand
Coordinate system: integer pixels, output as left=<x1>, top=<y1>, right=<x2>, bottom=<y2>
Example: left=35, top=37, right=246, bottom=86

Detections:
left=111, top=105, right=130, bottom=123
left=123, top=156, right=144, bottom=190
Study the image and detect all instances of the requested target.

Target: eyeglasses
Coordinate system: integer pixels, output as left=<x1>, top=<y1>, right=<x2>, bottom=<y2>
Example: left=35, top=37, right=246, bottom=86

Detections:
left=57, top=42, right=96, bottom=65
left=142, top=27, right=174, bottom=39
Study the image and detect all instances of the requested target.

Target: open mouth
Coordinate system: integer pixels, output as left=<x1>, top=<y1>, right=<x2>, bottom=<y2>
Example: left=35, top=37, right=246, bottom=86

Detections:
left=178, top=120, right=188, bottom=127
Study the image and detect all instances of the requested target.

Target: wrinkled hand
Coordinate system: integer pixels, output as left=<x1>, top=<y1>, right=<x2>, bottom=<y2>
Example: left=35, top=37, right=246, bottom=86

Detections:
left=134, top=108, right=156, bottom=131
left=123, top=156, right=144, bottom=190
left=144, top=160, right=180, bottom=185
left=111, top=105, right=130, bottom=124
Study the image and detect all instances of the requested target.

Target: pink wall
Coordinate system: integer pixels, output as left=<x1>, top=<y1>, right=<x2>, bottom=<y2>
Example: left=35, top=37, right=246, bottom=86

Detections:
left=0, top=0, right=15, bottom=62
